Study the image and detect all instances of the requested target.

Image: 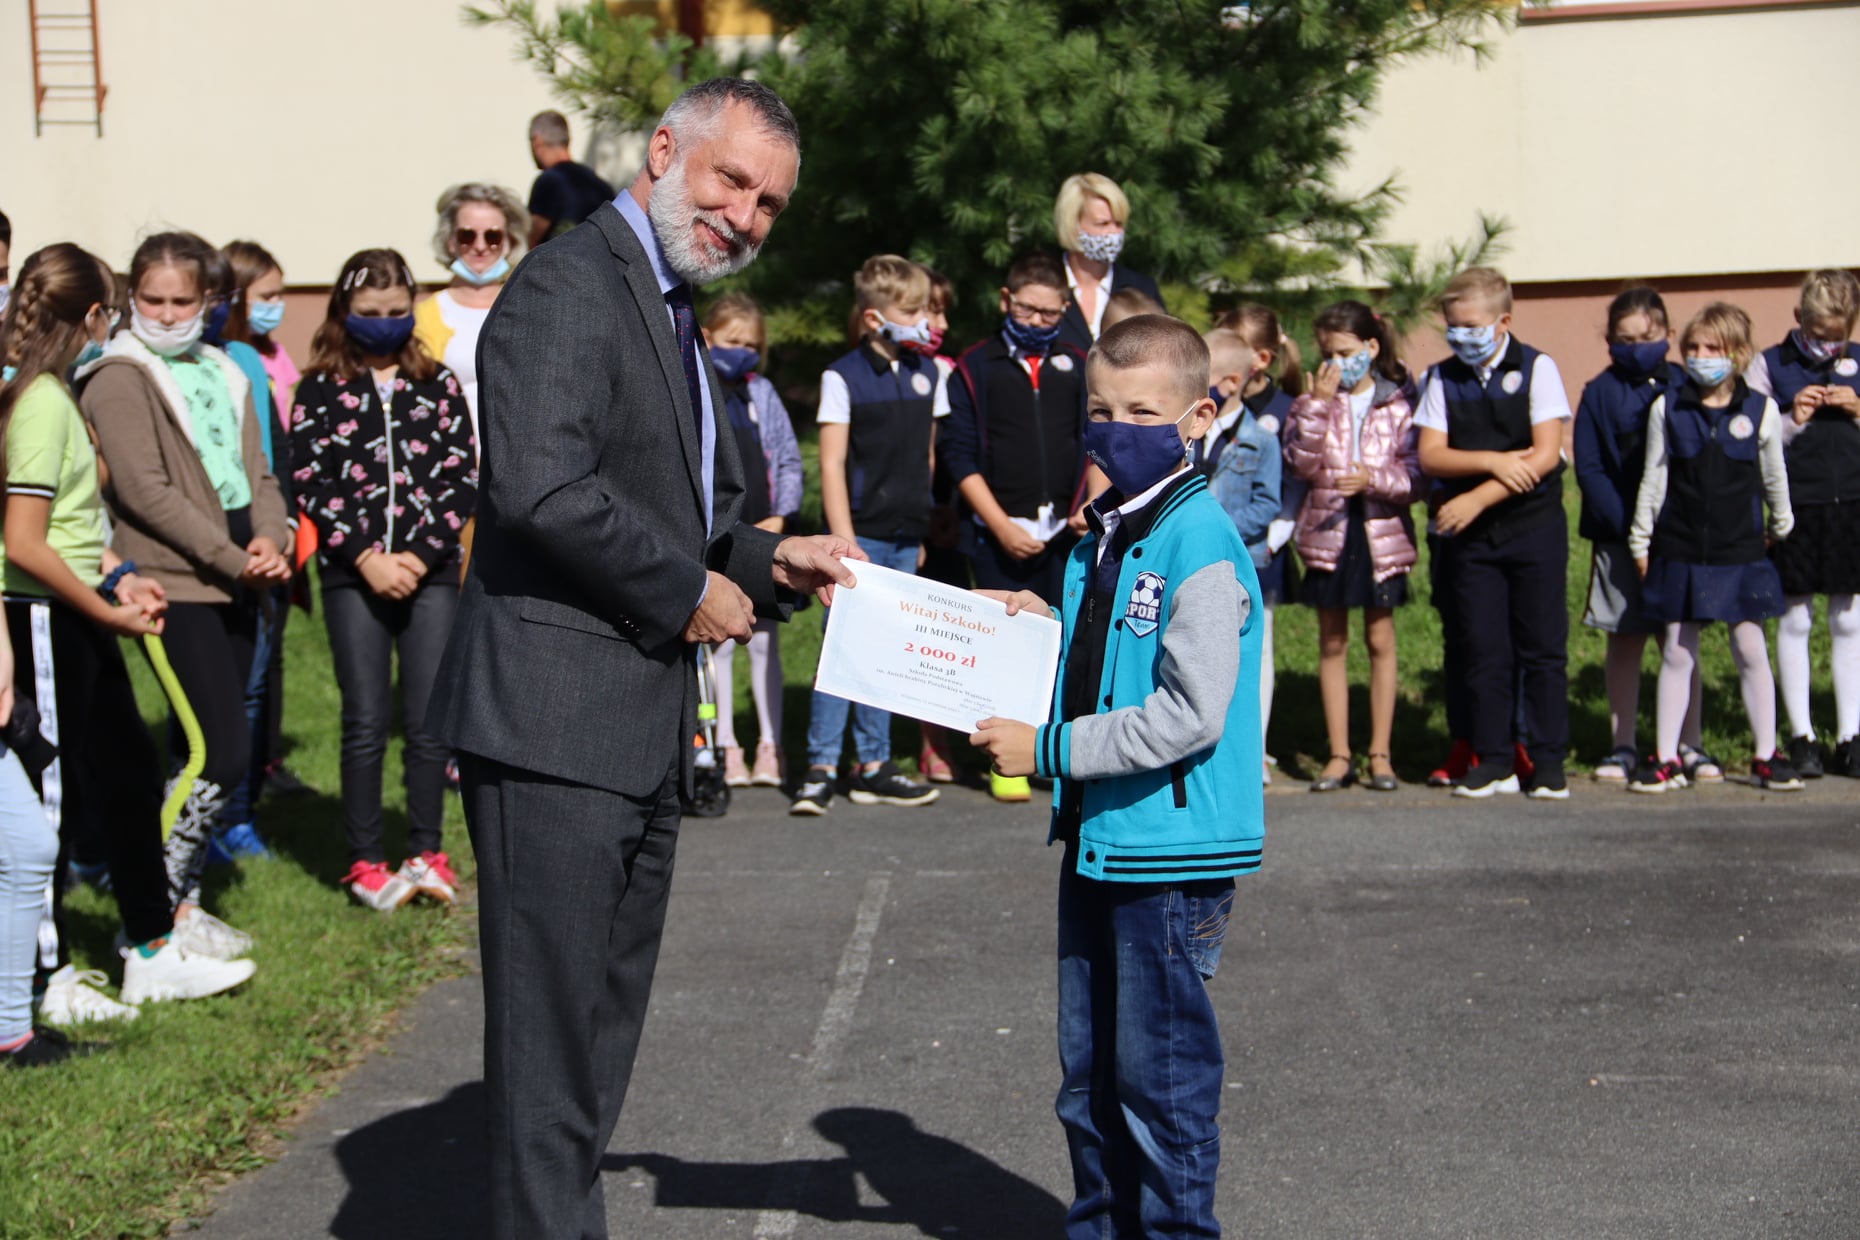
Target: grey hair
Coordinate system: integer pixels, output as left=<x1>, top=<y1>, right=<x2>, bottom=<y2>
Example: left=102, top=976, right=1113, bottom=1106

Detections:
left=529, top=109, right=570, bottom=147
left=657, top=78, right=800, bottom=161
left=431, top=182, right=531, bottom=268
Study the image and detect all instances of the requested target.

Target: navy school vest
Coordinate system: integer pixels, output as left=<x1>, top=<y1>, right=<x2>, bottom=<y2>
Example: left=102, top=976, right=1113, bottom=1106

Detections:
left=1651, top=382, right=1767, bottom=566
left=1759, top=337, right=1860, bottom=506
left=1436, top=336, right=1563, bottom=542
left=826, top=341, right=937, bottom=542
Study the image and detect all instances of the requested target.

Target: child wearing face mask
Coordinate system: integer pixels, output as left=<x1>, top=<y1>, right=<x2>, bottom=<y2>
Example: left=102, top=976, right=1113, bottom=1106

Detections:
left=791, top=255, right=947, bottom=817
left=83, top=230, right=292, bottom=950
left=1572, top=286, right=1718, bottom=785
left=1284, top=301, right=1421, bottom=792
left=969, top=314, right=1261, bottom=1239
left=1416, top=266, right=1573, bottom=800
left=942, top=253, right=1102, bottom=802
left=1747, top=269, right=1860, bottom=780
left=1628, top=303, right=1798, bottom=792
left=700, top=293, right=801, bottom=792
left=291, top=250, right=478, bottom=911
left=5, top=242, right=256, bottom=1024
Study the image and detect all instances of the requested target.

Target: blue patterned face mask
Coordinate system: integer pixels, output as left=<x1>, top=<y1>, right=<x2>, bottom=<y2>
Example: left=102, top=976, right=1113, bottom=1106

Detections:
left=1002, top=314, right=1062, bottom=355
left=1685, top=356, right=1735, bottom=388
left=1445, top=322, right=1499, bottom=366
left=1076, top=230, right=1125, bottom=264
left=1335, top=349, right=1375, bottom=390
left=1794, top=328, right=1847, bottom=365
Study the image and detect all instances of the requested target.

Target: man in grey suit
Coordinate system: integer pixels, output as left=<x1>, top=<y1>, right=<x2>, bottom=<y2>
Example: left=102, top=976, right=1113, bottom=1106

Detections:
left=429, top=79, right=857, bottom=1238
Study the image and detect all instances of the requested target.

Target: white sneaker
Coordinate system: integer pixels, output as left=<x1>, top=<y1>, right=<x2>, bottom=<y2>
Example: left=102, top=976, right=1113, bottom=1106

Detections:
left=397, top=852, right=458, bottom=905
left=172, top=907, right=254, bottom=961
left=120, top=938, right=257, bottom=1005
left=1262, top=760, right=1273, bottom=787
left=38, top=964, right=139, bottom=1025
left=344, top=861, right=417, bottom=912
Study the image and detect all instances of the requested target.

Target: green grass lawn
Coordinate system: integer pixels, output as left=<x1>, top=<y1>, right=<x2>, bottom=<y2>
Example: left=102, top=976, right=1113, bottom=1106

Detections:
left=0, top=437, right=1835, bottom=1238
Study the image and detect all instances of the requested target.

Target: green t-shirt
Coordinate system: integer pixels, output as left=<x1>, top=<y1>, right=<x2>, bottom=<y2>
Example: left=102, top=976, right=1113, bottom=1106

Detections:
left=164, top=351, right=251, bottom=511
left=3, top=375, right=110, bottom=594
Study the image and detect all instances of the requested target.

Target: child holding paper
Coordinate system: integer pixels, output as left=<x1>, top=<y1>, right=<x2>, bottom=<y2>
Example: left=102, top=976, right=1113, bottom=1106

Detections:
left=970, top=314, right=1263, bottom=1238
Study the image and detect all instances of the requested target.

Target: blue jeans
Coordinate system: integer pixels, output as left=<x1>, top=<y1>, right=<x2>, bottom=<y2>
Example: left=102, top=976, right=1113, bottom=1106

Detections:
left=806, top=537, right=920, bottom=769
left=1056, top=845, right=1235, bottom=1238
left=222, top=587, right=287, bottom=830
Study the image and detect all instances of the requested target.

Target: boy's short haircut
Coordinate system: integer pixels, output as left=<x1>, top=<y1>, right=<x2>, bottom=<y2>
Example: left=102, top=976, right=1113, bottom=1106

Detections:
left=1799, top=268, right=1860, bottom=330
left=1203, top=328, right=1252, bottom=380
left=1681, top=301, right=1756, bottom=371
left=1441, top=266, right=1513, bottom=315
left=1054, top=173, right=1131, bottom=252
left=1090, top=314, right=1210, bottom=407
left=1105, top=287, right=1166, bottom=322
left=854, top=254, right=931, bottom=317
left=1005, top=253, right=1068, bottom=294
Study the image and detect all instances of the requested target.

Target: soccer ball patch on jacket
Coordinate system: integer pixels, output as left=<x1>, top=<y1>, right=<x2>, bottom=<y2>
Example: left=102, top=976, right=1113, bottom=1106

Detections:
left=1125, top=571, right=1165, bottom=637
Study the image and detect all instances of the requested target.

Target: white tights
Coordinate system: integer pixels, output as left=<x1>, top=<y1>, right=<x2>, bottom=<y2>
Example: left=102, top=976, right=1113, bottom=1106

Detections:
left=1656, top=621, right=1776, bottom=762
left=1605, top=630, right=1700, bottom=753
left=713, top=619, right=783, bottom=751
left=1776, top=594, right=1860, bottom=743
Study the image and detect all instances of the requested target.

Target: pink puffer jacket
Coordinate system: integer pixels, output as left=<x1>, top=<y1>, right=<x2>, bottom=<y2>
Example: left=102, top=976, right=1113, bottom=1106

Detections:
left=1284, top=377, right=1423, bottom=582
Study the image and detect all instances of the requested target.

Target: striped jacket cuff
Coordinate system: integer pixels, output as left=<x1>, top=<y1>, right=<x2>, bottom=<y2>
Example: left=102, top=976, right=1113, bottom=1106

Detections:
left=1034, top=722, right=1071, bottom=781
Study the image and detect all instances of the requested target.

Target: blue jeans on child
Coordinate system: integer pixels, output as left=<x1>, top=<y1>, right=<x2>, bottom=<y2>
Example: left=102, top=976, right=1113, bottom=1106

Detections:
left=805, top=537, right=920, bottom=770
left=0, top=747, right=56, bottom=1043
left=1056, top=844, right=1235, bottom=1238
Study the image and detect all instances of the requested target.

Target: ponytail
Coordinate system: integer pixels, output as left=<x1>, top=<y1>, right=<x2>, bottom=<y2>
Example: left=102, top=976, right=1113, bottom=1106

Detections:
left=1217, top=302, right=1305, bottom=397
left=1312, top=299, right=1407, bottom=386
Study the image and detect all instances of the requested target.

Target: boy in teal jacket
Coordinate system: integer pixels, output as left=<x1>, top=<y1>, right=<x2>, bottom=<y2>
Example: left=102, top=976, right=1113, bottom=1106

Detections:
left=973, top=314, right=1264, bottom=1237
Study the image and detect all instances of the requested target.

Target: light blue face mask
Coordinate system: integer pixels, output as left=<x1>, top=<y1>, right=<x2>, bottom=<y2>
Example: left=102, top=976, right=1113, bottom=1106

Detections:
left=1445, top=322, right=1499, bottom=366
left=247, top=300, right=285, bottom=335
left=878, top=317, right=934, bottom=349
left=72, top=340, right=105, bottom=371
left=451, top=256, right=511, bottom=287
left=1685, top=356, right=1736, bottom=388
left=1335, top=349, right=1375, bottom=390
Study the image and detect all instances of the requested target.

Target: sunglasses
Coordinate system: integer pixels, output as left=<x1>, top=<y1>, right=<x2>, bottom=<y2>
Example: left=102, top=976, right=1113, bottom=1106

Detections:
left=454, top=228, right=506, bottom=250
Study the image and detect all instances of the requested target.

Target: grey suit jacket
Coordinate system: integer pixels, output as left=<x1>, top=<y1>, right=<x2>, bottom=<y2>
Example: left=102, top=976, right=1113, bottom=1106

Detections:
left=428, top=203, right=785, bottom=797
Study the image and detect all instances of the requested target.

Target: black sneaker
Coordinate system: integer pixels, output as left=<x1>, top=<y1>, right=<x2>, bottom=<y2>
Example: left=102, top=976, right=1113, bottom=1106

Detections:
left=1629, top=757, right=1686, bottom=795
left=1525, top=762, right=1569, bottom=800
left=847, top=761, right=940, bottom=807
left=1751, top=752, right=1804, bottom=791
left=1451, top=761, right=1519, bottom=799
left=1837, top=738, right=1860, bottom=779
left=262, top=763, right=315, bottom=798
left=4, top=1026, right=82, bottom=1069
left=1788, top=734, right=1824, bottom=780
left=788, top=771, right=836, bottom=817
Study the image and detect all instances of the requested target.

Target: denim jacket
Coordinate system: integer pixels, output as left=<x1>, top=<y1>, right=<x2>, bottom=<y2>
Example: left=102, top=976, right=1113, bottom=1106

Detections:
left=1204, top=407, right=1282, bottom=568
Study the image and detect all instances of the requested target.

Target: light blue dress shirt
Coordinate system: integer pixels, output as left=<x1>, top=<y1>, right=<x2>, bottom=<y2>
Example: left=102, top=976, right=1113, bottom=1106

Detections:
left=611, top=191, right=718, bottom=537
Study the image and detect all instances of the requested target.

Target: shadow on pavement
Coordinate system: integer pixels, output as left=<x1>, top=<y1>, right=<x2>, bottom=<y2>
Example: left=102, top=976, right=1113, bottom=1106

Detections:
left=605, top=1106, right=1067, bottom=1237
left=331, top=1082, right=489, bottom=1239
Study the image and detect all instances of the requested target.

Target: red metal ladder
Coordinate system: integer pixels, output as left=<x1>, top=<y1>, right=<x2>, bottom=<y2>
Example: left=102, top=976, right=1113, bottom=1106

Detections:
left=27, top=0, right=106, bottom=136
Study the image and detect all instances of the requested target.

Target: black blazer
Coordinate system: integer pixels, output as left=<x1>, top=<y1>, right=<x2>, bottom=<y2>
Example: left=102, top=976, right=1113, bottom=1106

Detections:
left=428, top=203, right=783, bottom=797
left=1054, top=264, right=1166, bottom=356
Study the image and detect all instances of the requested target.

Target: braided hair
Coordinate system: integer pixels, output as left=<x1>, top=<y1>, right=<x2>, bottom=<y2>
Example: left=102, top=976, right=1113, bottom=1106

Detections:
left=0, top=243, right=111, bottom=476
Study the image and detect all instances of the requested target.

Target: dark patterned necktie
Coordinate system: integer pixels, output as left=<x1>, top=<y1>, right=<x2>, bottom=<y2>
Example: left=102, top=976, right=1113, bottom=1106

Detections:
left=665, top=283, right=704, bottom=434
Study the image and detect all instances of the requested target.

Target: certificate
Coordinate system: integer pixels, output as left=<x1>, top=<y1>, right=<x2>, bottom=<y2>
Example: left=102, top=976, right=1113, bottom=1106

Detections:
left=812, top=559, right=1063, bottom=733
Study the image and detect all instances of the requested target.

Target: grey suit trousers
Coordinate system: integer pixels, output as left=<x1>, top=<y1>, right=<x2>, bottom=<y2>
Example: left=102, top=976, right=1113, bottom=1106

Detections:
left=462, top=753, right=680, bottom=1240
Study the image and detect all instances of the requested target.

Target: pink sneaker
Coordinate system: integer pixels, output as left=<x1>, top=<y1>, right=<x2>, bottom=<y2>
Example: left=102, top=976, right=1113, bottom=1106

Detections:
left=751, top=741, right=784, bottom=787
left=399, top=852, right=459, bottom=904
left=344, top=861, right=416, bottom=913
left=722, top=746, right=751, bottom=788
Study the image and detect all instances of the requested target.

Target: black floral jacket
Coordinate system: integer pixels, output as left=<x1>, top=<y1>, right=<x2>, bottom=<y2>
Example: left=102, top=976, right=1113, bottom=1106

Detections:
left=290, top=367, right=478, bottom=585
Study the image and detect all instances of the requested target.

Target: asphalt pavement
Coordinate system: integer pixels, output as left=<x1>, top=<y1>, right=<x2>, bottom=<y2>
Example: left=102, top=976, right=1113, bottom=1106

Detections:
left=185, top=772, right=1860, bottom=1239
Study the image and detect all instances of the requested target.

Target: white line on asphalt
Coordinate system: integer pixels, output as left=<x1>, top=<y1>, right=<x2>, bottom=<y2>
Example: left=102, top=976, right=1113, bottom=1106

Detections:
left=752, top=872, right=892, bottom=1239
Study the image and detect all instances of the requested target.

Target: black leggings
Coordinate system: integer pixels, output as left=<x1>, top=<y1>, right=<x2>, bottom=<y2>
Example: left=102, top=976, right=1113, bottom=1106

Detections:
left=6, top=599, right=171, bottom=979
left=152, top=601, right=257, bottom=905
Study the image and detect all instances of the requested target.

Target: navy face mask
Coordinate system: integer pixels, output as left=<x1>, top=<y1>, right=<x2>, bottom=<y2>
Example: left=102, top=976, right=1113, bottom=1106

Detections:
left=1083, top=404, right=1195, bottom=497
left=1002, top=314, right=1062, bottom=356
left=709, top=346, right=760, bottom=383
left=346, top=313, right=416, bottom=356
left=1609, top=339, right=1668, bottom=378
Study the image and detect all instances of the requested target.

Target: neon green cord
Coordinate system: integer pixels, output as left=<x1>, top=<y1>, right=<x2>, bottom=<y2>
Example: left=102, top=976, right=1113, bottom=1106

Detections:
left=143, top=634, right=206, bottom=842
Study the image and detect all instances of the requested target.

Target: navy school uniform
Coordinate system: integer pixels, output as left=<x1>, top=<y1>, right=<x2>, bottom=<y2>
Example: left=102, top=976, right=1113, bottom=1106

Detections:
left=941, top=335, right=1092, bottom=605
left=1572, top=359, right=1684, bottom=633
left=1755, top=336, right=1860, bottom=596
left=1423, top=336, right=1570, bottom=771
left=1639, top=380, right=1788, bottom=626
left=825, top=340, right=940, bottom=544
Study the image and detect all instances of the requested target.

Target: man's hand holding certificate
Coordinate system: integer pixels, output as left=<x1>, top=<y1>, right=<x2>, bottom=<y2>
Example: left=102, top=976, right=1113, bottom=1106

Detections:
left=812, top=561, right=1062, bottom=737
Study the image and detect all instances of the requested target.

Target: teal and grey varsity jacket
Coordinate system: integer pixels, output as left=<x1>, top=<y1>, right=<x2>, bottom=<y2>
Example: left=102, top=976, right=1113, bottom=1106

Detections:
left=1033, top=471, right=1266, bottom=883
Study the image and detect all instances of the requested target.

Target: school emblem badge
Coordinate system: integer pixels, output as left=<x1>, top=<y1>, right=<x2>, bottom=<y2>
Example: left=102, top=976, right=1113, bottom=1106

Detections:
left=911, top=371, right=933, bottom=396
left=1257, top=414, right=1281, bottom=436
left=1125, top=571, right=1165, bottom=637
left=1501, top=370, right=1524, bottom=395
left=1837, top=357, right=1859, bottom=378
left=1729, top=413, right=1755, bottom=440
left=1049, top=353, right=1075, bottom=372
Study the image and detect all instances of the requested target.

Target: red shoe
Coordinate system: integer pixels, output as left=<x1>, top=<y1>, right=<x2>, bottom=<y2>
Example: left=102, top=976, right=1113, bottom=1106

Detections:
left=1427, top=739, right=1477, bottom=787
left=918, top=728, right=956, bottom=784
left=1512, top=742, right=1536, bottom=784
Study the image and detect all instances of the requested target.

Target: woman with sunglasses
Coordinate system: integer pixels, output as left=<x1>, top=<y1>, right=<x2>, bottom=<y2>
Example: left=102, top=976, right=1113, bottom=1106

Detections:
left=413, top=183, right=529, bottom=444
